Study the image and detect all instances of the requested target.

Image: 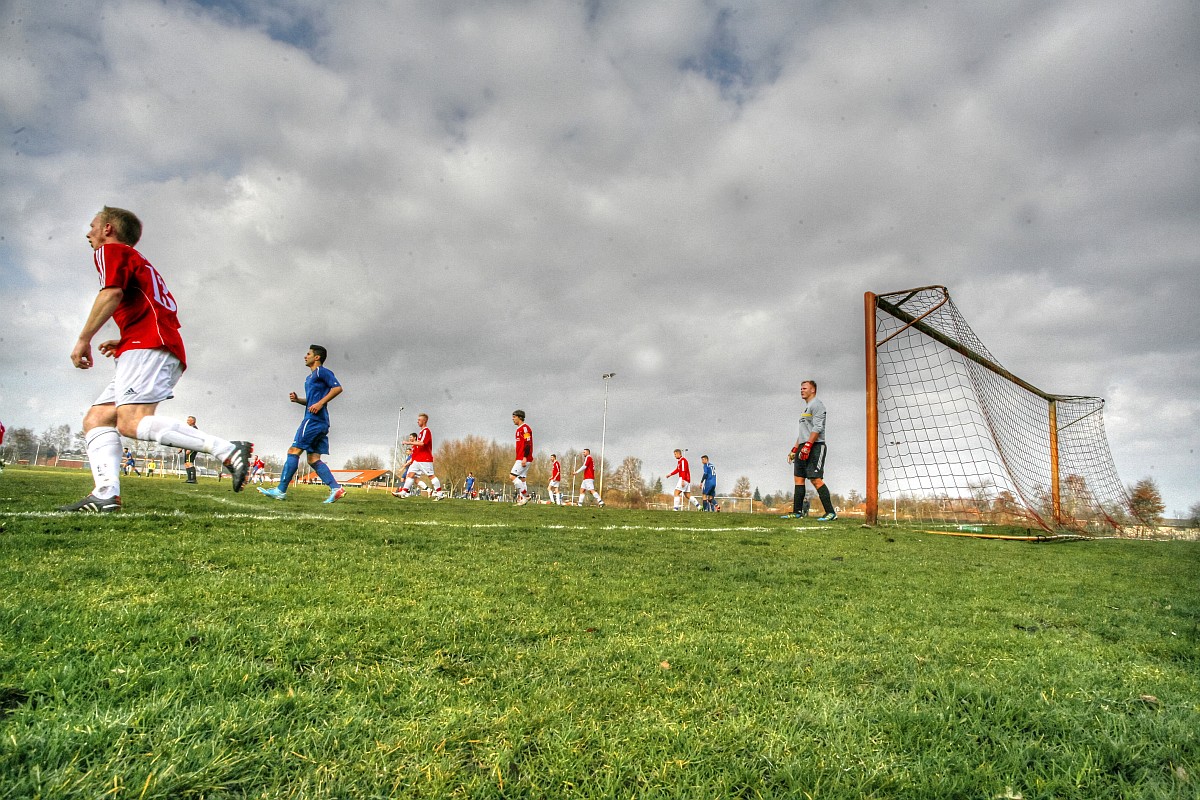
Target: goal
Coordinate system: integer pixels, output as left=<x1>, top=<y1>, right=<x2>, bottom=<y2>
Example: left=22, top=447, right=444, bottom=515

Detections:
left=865, top=286, right=1132, bottom=534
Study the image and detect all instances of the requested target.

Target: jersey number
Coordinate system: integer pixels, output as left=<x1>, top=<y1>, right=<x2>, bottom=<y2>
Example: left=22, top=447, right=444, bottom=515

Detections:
left=147, top=266, right=178, bottom=312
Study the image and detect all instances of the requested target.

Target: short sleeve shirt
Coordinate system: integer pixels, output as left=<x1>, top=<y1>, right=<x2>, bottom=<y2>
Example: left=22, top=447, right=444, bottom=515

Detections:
left=95, top=243, right=187, bottom=367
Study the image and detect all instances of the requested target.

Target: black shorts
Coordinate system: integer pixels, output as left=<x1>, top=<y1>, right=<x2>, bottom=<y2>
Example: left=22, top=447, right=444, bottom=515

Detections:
left=794, top=442, right=827, bottom=480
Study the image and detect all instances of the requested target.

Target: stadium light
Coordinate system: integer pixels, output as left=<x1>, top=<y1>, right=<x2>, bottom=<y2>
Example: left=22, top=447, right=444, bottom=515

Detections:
left=390, top=406, right=405, bottom=488
left=599, top=373, right=615, bottom=496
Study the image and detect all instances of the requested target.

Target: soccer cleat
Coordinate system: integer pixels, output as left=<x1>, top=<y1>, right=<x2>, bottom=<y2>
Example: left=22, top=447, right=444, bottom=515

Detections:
left=58, top=493, right=122, bottom=513
left=516, top=493, right=530, bottom=506
left=224, top=441, right=253, bottom=492
left=391, top=489, right=410, bottom=499
left=817, top=512, right=838, bottom=521
left=779, top=512, right=804, bottom=519
left=597, top=500, right=605, bottom=507
left=258, top=486, right=287, bottom=500
left=324, top=487, right=346, bottom=504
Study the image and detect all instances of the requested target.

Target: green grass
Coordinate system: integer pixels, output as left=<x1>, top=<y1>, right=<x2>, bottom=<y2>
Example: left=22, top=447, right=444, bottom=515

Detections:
left=1, top=468, right=1197, bottom=798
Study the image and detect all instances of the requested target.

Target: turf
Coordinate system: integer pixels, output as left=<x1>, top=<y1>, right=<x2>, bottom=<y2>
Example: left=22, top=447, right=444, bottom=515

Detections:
left=1, top=468, right=1197, bottom=798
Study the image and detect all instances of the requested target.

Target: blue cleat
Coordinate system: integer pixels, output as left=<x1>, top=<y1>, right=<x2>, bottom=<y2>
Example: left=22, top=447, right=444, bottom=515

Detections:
left=258, top=486, right=287, bottom=500
left=324, top=487, right=346, bottom=504
left=817, top=512, right=838, bottom=521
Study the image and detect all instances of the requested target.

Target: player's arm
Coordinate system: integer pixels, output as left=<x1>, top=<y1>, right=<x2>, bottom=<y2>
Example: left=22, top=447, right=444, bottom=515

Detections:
left=309, top=385, right=342, bottom=414
left=71, top=287, right=124, bottom=368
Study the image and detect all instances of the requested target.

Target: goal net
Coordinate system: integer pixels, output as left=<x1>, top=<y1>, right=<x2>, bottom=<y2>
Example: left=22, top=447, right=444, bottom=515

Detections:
left=865, top=286, right=1132, bottom=535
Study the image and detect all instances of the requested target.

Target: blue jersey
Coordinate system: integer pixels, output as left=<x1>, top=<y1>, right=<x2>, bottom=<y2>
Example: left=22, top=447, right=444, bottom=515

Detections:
left=702, top=462, right=716, bottom=488
left=304, top=366, right=341, bottom=426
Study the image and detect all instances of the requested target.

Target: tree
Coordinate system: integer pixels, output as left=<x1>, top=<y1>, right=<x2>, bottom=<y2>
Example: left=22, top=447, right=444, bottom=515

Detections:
left=1188, top=501, right=1200, bottom=529
left=3, top=427, right=37, bottom=462
left=344, top=453, right=383, bottom=470
left=732, top=476, right=752, bottom=498
left=753, top=486, right=762, bottom=502
left=1129, top=477, right=1165, bottom=527
left=613, top=456, right=645, bottom=495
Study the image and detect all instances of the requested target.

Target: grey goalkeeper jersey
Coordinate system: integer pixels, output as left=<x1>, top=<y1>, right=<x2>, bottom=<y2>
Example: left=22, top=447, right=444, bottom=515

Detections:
left=798, top=397, right=827, bottom=442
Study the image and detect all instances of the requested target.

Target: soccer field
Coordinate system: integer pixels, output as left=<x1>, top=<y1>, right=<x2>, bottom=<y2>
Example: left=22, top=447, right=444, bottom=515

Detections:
left=2, top=469, right=1197, bottom=799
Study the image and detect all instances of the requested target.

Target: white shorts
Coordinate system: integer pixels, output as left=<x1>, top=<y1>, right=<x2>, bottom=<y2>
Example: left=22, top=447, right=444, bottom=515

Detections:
left=510, top=460, right=530, bottom=479
left=675, top=478, right=691, bottom=493
left=94, top=348, right=182, bottom=407
left=548, top=480, right=560, bottom=489
left=580, top=478, right=595, bottom=492
left=408, top=460, right=437, bottom=477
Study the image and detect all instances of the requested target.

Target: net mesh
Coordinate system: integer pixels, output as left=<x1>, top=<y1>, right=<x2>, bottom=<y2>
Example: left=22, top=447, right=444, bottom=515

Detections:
left=873, top=286, right=1131, bottom=534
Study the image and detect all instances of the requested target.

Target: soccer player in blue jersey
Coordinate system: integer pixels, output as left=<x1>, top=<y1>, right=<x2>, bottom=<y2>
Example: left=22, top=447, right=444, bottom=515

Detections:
left=259, top=344, right=346, bottom=504
left=700, top=455, right=717, bottom=511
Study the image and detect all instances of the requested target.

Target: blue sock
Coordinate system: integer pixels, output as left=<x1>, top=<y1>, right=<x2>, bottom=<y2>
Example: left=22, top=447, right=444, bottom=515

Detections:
left=311, top=460, right=339, bottom=489
left=279, top=453, right=300, bottom=490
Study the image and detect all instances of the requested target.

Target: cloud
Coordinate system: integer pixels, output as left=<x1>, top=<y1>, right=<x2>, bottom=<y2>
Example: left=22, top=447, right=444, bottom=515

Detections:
left=2, top=0, right=1197, bottom=511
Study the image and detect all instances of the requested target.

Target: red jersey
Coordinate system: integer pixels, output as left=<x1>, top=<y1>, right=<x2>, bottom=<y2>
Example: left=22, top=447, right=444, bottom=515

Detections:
left=514, top=423, right=533, bottom=460
left=578, top=454, right=595, bottom=480
left=550, top=459, right=561, bottom=481
left=412, top=427, right=434, bottom=462
left=95, top=242, right=187, bottom=367
left=669, top=456, right=691, bottom=483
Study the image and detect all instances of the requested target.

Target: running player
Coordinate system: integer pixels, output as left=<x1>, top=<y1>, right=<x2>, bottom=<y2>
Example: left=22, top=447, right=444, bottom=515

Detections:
left=61, top=206, right=251, bottom=512
left=258, top=345, right=345, bottom=504
left=548, top=453, right=563, bottom=505
left=511, top=409, right=534, bottom=505
left=667, top=449, right=702, bottom=510
left=575, top=448, right=604, bottom=507
left=394, top=414, right=445, bottom=499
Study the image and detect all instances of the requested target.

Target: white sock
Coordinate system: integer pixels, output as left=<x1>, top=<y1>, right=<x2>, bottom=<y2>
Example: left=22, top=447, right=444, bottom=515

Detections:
left=136, top=415, right=235, bottom=461
left=86, top=427, right=122, bottom=499
left=403, top=477, right=414, bottom=491
left=691, top=496, right=701, bottom=507
left=579, top=494, right=585, bottom=505
left=431, top=478, right=442, bottom=492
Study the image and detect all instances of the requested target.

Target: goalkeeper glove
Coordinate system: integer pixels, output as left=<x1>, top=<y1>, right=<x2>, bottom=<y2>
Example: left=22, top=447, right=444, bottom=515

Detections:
left=799, top=442, right=813, bottom=460
left=787, top=446, right=798, bottom=463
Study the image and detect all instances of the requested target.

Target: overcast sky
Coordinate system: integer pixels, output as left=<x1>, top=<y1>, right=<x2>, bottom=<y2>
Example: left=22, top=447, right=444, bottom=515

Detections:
left=2, top=0, right=1197, bottom=512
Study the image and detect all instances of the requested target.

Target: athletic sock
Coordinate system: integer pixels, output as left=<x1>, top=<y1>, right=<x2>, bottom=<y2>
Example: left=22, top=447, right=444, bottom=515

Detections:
left=135, top=415, right=236, bottom=461
left=311, top=460, right=338, bottom=489
left=816, top=485, right=834, bottom=515
left=431, top=477, right=442, bottom=492
left=279, top=453, right=300, bottom=490
left=85, top=427, right=122, bottom=499
left=793, top=485, right=807, bottom=513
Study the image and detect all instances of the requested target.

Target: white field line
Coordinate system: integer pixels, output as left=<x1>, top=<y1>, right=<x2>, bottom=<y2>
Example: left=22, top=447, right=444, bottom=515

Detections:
left=1, top=510, right=837, bottom=533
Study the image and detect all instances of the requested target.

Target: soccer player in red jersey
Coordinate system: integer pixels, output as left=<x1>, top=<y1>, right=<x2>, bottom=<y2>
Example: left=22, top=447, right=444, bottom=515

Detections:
left=511, top=410, right=534, bottom=505
left=574, top=448, right=604, bottom=507
left=548, top=453, right=563, bottom=505
left=668, top=449, right=702, bottom=511
left=61, top=207, right=252, bottom=512
left=394, top=413, right=445, bottom=499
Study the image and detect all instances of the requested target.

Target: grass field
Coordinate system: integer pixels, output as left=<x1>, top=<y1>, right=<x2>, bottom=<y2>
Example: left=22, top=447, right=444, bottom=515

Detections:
left=1, top=468, right=1197, bottom=799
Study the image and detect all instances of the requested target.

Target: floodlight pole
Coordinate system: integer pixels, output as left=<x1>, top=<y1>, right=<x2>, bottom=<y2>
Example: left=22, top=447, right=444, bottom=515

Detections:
left=391, top=406, right=405, bottom=488
left=599, top=373, right=615, bottom=497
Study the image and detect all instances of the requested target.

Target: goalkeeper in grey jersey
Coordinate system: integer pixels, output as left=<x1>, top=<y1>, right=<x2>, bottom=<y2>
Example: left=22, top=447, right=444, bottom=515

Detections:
left=782, top=379, right=838, bottom=521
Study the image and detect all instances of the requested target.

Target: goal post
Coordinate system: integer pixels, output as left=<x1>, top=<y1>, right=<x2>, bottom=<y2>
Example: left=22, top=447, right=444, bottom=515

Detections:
left=865, top=286, right=1132, bottom=534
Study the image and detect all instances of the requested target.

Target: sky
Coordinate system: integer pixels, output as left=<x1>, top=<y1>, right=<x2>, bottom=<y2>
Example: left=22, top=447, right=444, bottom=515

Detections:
left=2, top=0, right=1198, bottom=513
